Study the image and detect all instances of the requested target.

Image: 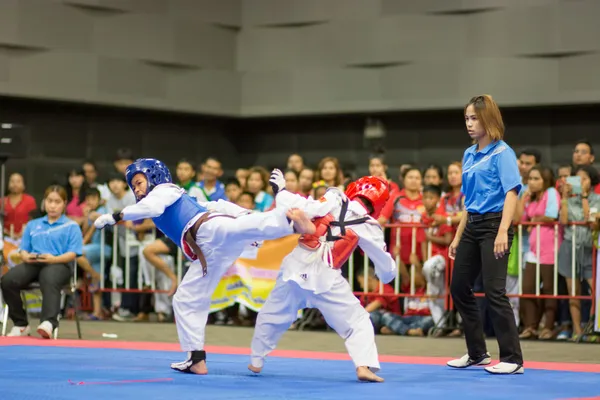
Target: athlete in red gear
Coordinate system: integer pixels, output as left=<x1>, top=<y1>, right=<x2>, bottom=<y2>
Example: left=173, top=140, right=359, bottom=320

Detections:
left=248, top=170, right=397, bottom=383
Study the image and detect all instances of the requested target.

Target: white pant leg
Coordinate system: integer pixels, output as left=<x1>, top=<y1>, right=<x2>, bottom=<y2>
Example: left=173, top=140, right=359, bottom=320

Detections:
left=250, top=277, right=303, bottom=369
left=422, top=255, right=446, bottom=327
left=505, top=274, right=520, bottom=326
left=204, top=209, right=293, bottom=249
left=138, top=243, right=153, bottom=286
left=154, top=255, right=175, bottom=315
left=309, top=275, right=380, bottom=371
left=172, top=260, right=231, bottom=352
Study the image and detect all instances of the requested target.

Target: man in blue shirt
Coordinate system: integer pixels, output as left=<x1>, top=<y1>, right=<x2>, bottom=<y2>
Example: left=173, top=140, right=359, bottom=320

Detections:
left=197, top=157, right=227, bottom=202
left=446, top=95, right=524, bottom=375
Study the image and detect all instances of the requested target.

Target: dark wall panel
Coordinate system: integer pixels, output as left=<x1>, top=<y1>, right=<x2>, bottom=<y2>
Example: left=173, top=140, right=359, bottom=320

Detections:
left=1, top=97, right=599, bottom=203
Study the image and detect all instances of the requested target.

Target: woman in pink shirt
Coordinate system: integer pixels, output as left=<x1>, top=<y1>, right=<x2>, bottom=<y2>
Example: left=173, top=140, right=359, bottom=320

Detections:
left=516, top=165, right=561, bottom=340
left=65, top=169, right=90, bottom=226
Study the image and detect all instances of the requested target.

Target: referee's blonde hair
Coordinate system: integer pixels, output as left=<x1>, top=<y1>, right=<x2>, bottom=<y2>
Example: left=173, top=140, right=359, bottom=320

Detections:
left=465, top=95, right=505, bottom=141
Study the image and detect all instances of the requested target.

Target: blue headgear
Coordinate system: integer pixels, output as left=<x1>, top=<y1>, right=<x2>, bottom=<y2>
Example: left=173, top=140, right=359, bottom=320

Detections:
left=125, top=158, right=172, bottom=199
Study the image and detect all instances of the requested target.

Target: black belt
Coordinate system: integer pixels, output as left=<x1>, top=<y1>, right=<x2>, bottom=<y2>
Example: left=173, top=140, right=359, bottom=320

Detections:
left=467, top=212, right=502, bottom=223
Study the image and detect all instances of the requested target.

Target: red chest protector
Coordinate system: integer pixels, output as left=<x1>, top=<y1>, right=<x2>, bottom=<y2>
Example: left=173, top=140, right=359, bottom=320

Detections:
left=298, top=200, right=369, bottom=269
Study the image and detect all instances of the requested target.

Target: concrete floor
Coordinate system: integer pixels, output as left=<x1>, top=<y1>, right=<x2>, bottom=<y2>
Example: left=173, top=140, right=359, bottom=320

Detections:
left=25, top=319, right=600, bottom=364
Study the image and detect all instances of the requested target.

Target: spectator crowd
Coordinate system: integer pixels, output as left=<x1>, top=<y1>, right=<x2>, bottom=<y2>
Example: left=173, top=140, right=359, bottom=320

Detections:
left=0, top=140, right=598, bottom=343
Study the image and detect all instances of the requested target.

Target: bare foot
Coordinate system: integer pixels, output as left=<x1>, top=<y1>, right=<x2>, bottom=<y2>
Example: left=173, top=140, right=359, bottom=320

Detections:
left=287, top=209, right=316, bottom=234
left=248, top=364, right=262, bottom=374
left=407, top=328, right=424, bottom=337
left=190, top=360, right=208, bottom=375
left=356, top=366, right=384, bottom=383
left=380, top=326, right=394, bottom=335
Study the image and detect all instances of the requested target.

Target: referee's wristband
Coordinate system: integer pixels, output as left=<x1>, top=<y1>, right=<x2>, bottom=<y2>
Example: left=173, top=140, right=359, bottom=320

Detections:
left=112, top=212, right=123, bottom=223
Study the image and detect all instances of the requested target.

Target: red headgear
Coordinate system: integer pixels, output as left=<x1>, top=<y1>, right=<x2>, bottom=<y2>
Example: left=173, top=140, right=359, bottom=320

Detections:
left=344, top=176, right=390, bottom=218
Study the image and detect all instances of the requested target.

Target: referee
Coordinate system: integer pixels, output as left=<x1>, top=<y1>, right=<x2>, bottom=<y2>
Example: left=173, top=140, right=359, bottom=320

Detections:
left=446, top=95, right=524, bottom=375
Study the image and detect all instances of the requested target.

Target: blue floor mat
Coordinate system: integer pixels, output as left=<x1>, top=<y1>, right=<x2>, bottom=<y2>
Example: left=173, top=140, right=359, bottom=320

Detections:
left=0, top=346, right=598, bottom=400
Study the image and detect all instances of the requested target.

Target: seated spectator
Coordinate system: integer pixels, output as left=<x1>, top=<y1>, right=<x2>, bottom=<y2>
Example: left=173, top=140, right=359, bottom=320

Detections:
left=1, top=185, right=83, bottom=338
left=235, top=168, right=250, bottom=189
left=516, top=165, right=560, bottom=340
left=284, top=169, right=300, bottom=193
left=176, top=159, right=207, bottom=202
left=311, top=180, right=328, bottom=200
left=246, top=167, right=273, bottom=211
left=362, top=266, right=433, bottom=337
left=237, top=192, right=256, bottom=211
left=197, top=157, right=227, bottom=201
left=225, top=178, right=243, bottom=203
left=357, top=266, right=401, bottom=330
left=2, top=173, right=37, bottom=239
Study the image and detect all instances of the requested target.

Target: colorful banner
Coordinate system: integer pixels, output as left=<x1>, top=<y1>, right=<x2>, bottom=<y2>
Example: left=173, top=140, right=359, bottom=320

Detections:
left=209, top=234, right=299, bottom=313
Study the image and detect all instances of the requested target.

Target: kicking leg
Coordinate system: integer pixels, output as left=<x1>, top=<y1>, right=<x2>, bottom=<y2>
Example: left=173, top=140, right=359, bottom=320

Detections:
left=249, top=277, right=302, bottom=373
left=170, top=260, right=226, bottom=375
left=310, top=275, right=384, bottom=382
left=205, top=208, right=314, bottom=250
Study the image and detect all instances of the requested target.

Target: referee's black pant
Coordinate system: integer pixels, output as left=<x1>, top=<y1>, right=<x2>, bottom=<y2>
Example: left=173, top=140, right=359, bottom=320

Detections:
left=451, top=216, right=523, bottom=365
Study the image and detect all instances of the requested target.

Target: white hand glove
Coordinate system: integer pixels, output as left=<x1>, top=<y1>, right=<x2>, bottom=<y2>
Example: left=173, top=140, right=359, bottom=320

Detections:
left=94, top=213, right=117, bottom=229
left=269, top=168, right=286, bottom=196
left=325, top=187, right=348, bottom=203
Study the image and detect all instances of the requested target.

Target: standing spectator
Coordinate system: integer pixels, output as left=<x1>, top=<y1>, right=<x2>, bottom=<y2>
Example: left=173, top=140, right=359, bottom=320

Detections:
left=423, top=165, right=444, bottom=189
left=557, top=165, right=600, bottom=340
left=368, top=154, right=400, bottom=195
left=316, top=157, right=344, bottom=190
left=516, top=165, right=560, bottom=340
left=571, top=140, right=599, bottom=194
left=65, top=169, right=90, bottom=226
left=297, top=167, right=315, bottom=198
left=82, top=160, right=111, bottom=203
left=379, top=167, right=425, bottom=267
left=80, top=188, right=110, bottom=320
left=113, top=148, right=134, bottom=175
left=287, top=153, right=304, bottom=173
left=420, top=185, right=453, bottom=327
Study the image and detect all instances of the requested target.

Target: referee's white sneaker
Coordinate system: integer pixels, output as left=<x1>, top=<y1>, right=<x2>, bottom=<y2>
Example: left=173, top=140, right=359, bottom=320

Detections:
left=447, top=353, right=491, bottom=368
left=485, top=362, right=524, bottom=375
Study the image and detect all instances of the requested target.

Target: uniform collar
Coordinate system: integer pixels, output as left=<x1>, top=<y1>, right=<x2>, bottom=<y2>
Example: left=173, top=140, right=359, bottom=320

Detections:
left=467, top=140, right=500, bottom=155
left=42, top=214, right=68, bottom=225
left=348, top=199, right=369, bottom=216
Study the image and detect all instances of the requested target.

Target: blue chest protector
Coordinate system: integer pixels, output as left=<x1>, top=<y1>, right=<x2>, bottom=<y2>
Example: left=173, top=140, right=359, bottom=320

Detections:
left=152, top=194, right=208, bottom=246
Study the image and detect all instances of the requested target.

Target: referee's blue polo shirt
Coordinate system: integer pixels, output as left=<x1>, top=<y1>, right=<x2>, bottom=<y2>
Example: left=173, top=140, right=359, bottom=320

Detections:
left=461, top=140, right=522, bottom=215
left=20, top=214, right=83, bottom=257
